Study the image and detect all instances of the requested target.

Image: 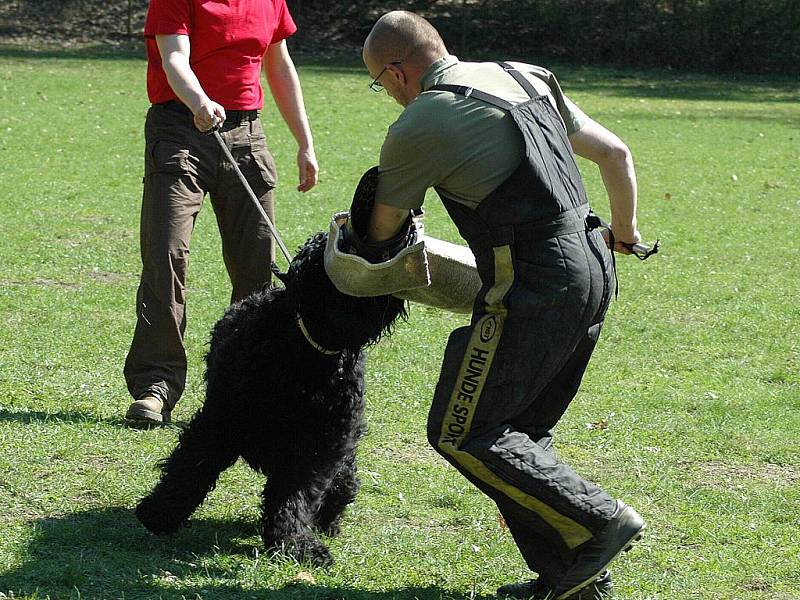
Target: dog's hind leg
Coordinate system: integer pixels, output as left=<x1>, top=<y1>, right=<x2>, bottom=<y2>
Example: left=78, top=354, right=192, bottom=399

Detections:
left=313, top=450, right=360, bottom=538
left=135, top=407, right=239, bottom=535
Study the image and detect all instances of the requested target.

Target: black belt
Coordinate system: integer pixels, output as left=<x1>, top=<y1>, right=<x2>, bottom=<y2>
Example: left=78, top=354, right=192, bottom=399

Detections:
left=157, top=100, right=259, bottom=124
left=482, top=205, right=594, bottom=247
left=482, top=205, right=620, bottom=297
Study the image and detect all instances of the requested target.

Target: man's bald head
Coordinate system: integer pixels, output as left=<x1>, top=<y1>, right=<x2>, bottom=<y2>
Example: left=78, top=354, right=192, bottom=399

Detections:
left=364, top=11, right=448, bottom=67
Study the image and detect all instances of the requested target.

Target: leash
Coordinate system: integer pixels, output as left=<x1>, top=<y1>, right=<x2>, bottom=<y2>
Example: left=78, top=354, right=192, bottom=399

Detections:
left=599, top=216, right=660, bottom=260
left=209, top=125, right=293, bottom=266
left=588, top=213, right=660, bottom=260
left=586, top=211, right=660, bottom=298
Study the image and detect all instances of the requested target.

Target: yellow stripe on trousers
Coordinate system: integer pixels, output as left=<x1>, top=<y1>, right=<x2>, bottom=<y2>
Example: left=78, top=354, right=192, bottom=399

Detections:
left=436, top=245, right=593, bottom=549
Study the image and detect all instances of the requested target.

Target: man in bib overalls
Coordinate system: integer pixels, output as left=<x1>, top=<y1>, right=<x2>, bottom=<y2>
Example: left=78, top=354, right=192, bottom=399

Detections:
left=362, top=11, right=646, bottom=600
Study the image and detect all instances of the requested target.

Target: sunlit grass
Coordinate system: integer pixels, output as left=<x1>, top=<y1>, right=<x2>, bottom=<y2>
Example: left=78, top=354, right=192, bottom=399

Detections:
left=0, top=49, right=798, bottom=599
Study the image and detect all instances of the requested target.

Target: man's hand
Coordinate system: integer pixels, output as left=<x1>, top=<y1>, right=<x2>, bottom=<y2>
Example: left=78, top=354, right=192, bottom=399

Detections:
left=192, top=99, right=226, bottom=132
left=297, top=146, right=319, bottom=192
left=602, top=227, right=642, bottom=255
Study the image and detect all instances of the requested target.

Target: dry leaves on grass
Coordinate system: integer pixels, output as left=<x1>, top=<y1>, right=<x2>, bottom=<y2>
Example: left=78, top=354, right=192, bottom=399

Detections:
left=290, top=571, right=316, bottom=585
left=694, top=460, right=800, bottom=489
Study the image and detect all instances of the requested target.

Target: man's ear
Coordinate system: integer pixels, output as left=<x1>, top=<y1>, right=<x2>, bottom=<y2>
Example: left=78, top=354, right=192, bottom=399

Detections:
left=388, top=62, right=406, bottom=84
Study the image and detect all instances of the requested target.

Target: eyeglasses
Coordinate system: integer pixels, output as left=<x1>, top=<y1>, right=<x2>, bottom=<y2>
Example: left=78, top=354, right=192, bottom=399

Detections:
left=369, top=61, right=403, bottom=92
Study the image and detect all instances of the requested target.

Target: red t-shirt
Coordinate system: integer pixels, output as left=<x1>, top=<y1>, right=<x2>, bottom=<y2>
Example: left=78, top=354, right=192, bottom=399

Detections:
left=144, top=0, right=297, bottom=110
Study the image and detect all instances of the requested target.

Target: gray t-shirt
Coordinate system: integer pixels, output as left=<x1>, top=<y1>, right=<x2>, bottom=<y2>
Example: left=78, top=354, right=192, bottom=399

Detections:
left=376, top=56, right=588, bottom=210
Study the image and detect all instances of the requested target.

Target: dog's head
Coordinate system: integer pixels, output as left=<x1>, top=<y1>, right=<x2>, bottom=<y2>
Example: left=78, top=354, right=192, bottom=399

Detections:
left=276, top=232, right=407, bottom=352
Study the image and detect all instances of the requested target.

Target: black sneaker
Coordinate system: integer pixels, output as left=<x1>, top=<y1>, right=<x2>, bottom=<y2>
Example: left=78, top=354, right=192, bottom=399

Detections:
left=497, top=571, right=613, bottom=599
left=549, top=501, right=644, bottom=600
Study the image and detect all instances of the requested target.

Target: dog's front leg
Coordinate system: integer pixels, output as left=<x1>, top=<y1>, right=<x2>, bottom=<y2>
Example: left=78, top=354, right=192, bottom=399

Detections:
left=135, top=408, right=239, bottom=535
left=313, top=448, right=360, bottom=538
left=260, top=467, right=338, bottom=567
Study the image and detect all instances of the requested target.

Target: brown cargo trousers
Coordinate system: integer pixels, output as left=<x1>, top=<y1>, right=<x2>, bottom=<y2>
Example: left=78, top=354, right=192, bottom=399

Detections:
left=124, top=102, right=278, bottom=409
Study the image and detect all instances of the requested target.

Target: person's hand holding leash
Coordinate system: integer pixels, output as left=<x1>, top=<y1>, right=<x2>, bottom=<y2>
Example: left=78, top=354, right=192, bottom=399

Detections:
left=602, top=226, right=642, bottom=255
left=597, top=217, right=659, bottom=260
left=193, top=99, right=226, bottom=132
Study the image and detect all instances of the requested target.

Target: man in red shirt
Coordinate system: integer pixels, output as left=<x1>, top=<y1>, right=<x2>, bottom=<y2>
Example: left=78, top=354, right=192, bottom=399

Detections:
left=124, top=0, right=319, bottom=425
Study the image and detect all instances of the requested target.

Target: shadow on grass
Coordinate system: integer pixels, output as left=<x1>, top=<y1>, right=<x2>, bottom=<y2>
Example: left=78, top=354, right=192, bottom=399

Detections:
left=564, top=73, right=800, bottom=104
left=0, top=42, right=145, bottom=61
left=2, top=42, right=798, bottom=105
left=0, top=508, right=493, bottom=599
left=0, top=406, right=195, bottom=430
left=300, top=58, right=800, bottom=104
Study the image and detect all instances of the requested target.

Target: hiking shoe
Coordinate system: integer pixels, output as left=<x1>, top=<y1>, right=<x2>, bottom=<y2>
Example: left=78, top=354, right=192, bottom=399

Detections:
left=549, top=501, right=644, bottom=600
left=125, top=394, right=171, bottom=425
left=498, top=570, right=612, bottom=599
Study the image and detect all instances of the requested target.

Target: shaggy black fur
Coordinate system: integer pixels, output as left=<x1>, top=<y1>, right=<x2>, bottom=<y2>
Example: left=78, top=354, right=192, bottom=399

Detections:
left=134, top=232, right=406, bottom=566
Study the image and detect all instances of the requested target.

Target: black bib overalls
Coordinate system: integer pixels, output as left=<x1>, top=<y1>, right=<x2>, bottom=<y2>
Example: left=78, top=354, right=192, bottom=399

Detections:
left=425, top=64, right=619, bottom=583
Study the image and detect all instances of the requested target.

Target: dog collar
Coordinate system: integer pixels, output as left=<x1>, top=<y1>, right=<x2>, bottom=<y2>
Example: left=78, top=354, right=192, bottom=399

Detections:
left=296, top=314, right=340, bottom=356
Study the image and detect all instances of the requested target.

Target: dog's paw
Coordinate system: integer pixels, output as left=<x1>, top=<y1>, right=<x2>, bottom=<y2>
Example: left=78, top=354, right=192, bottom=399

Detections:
left=134, top=498, right=187, bottom=535
left=265, top=535, right=334, bottom=568
left=316, top=516, right=342, bottom=538
left=297, top=540, right=334, bottom=568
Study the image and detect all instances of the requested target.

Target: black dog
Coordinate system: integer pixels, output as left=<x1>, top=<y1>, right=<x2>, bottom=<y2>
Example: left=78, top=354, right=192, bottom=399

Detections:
left=135, top=232, right=406, bottom=566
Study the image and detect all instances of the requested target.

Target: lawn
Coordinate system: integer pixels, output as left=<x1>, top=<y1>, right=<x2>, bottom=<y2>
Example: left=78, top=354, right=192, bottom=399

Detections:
left=0, top=47, right=798, bottom=599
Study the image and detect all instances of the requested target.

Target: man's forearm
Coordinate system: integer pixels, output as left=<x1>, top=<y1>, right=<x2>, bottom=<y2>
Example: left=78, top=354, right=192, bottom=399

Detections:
left=269, top=74, right=314, bottom=151
left=156, top=35, right=209, bottom=113
left=367, top=203, right=410, bottom=242
left=265, top=43, right=314, bottom=151
left=163, top=56, right=208, bottom=111
left=569, top=119, right=639, bottom=243
left=598, top=147, right=638, bottom=240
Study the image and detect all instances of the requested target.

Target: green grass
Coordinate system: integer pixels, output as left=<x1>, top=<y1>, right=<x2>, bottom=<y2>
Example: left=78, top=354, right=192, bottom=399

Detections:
left=0, top=47, right=798, bottom=599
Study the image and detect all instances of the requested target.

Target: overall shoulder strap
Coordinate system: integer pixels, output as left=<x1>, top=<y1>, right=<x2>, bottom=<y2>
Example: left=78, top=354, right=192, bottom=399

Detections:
left=496, top=61, right=540, bottom=98
left=427, top=84, right=514, bottom=111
